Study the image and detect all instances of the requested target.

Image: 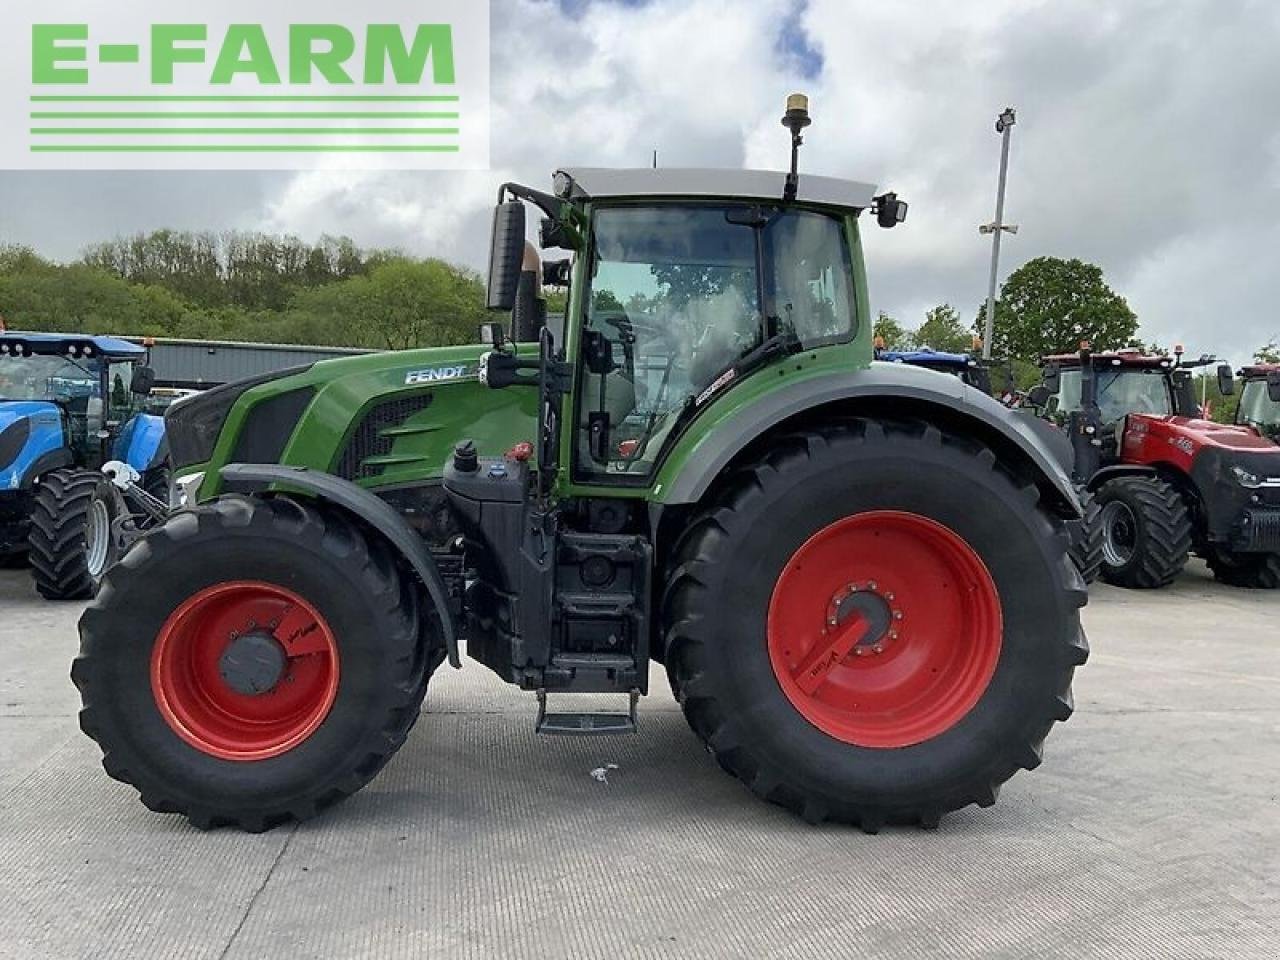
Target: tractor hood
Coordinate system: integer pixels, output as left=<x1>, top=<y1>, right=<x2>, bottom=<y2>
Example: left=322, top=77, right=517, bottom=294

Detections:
left=177, top=343, right=540, bottom=501
left=0, top=400, right=60, bottom=432
left=1130, top=414, right=1278, bottom=454
left=0, top=400, right=64, bottom=489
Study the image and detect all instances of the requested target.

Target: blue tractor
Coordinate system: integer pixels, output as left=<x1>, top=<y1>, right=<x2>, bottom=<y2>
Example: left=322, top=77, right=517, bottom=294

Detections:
left=875, top=348, right=996, bottom=395
left=0, top=332, right=169, bottom=599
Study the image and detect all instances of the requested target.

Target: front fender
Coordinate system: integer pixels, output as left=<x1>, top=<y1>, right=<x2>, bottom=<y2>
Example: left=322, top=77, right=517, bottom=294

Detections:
left=219, top=463, right=460, bottom=668
left=657, top=362, right=1082, bottom=518
left=115, top=413, right=168, bottom=472
left=1085, top=464, right=1157, bottom=492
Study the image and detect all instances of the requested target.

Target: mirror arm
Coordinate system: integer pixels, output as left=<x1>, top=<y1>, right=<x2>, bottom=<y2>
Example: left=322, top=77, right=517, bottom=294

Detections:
left=500, top=182, right=571, bottom=221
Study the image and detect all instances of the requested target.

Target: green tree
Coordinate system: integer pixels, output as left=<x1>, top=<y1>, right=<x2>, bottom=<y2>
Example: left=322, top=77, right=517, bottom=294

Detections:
left=975, top=256, right=1138, bottom=365
left=1191, top=373, right=1240, bottom=424
left=287, top=259, right=485, bottom=350
left=873, top=311, right=907, bottom=349
left=911, top=303, right=973, bottom=353
left=1256, top=339, right=1280, bottom=364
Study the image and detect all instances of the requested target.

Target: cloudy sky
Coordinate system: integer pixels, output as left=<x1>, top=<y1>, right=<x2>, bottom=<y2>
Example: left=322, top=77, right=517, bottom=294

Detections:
left=1, top=0, right=1277, bottom=362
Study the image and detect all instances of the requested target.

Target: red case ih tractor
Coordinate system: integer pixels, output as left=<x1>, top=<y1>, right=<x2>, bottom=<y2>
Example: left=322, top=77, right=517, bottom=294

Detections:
left=1038, top=347, right=1280, bottom=589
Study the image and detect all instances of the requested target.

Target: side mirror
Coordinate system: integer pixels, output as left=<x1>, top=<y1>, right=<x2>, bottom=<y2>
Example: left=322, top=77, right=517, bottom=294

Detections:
left=1042, top=366, right=1061, bottom=393
left=873, top=192, right=909, bottom=229
left=130, top=366, right=156, bottom=396
left=1027, top=384, right=1052, bottom=408
left=1216, top=364, right=1235, bottom=397
left=1268, top=371, right=1280, bottom=403
left=486, top=201, right=527, bottom=311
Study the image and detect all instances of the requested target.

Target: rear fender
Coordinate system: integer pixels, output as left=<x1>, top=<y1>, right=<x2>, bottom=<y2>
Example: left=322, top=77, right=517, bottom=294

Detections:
left=656, top=363, right=1082, bottom=518
left=219, top=463, right=460, bottom=668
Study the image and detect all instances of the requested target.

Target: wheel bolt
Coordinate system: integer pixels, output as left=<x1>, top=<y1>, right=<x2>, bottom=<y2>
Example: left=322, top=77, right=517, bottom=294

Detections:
left=872, top=644, right=884, bottom=654
left=893, top=611, right=904, bottom=621
left=885, top=592, right=895, bottom=601
left=868, top=581, right=878, bottom=591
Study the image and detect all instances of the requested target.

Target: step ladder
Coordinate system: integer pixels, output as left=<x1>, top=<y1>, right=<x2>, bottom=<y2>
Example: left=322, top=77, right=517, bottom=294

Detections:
left=535, top=688, right=640, bottom=735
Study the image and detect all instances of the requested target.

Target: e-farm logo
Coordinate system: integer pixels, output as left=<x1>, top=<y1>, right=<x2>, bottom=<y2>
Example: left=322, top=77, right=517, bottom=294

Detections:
left=0, top=1, right=490, bottom=170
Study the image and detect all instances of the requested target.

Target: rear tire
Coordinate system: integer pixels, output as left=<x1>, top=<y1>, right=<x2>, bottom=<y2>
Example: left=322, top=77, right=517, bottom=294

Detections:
left=1205, top=547, right=1280, bottom=589
left=73, top=495, right=434, bottom=831
left=28, top=469, right=116, bottom=601
left=1095, top=476, right=1191, bottom=589
left=662, top=420, right=1088, bottom=830
left=1069, top=491, right=1104, bottom=584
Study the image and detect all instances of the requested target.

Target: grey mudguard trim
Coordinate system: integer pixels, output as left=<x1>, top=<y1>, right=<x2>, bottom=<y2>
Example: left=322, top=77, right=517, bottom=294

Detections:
left=220, top=463, right=460, bottom=668
left=663, top=361, right=1082, bottom=517
left=1085, top=463, right=1156, bottom=492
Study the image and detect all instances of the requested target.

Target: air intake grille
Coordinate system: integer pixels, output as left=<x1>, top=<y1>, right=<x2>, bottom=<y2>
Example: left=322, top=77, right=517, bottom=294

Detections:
left=1241, top=509, right=1280, bottom=552
left=335, top=393, right=433, bottom=481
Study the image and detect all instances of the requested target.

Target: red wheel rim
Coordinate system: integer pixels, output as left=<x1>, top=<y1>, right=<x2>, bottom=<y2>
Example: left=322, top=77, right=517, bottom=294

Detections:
left=150, top=581, right=340, bottom=761
left=767, top=511, right=1002, bottom=748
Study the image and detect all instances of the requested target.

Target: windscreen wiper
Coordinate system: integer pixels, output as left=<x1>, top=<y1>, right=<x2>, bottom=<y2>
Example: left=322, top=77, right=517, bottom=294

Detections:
left=735, top=325, right=801, bottom=376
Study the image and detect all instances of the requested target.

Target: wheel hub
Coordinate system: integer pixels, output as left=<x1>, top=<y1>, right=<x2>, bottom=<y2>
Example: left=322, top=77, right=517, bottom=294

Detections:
left=219, top=631, right=288, bottom=695
left=1100, top=500, right=1137, bottom=566
left=825, top=585, right=900, bottom=657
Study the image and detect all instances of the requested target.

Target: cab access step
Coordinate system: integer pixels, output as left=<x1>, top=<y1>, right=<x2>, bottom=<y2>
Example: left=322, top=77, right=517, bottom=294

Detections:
left=535, top=688, right=640, bottom=735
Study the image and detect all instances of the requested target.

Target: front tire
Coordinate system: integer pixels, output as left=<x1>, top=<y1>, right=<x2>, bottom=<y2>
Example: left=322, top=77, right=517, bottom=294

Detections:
left=1205, top=547, right=1280, bottom=589
left=28, top=469, right=118, bottom=601
left=1094, top=476, right=1191, bottom=589
left=662, top=420, right=1088, bottom=830
left=73, top=496, right=433, bottom=831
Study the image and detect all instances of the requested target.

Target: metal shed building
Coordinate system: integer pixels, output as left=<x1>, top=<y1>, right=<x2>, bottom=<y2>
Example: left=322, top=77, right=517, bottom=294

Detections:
left=124, top=338, right=378, bottom=389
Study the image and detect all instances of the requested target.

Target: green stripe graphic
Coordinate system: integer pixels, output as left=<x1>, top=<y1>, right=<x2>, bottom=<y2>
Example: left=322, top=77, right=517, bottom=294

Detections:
left=31, top=112, right=459, bottom=120
left=30, top=95, right=460, bottom=103
left=30, top=145, right=462, bottom=153
left=31, top=128, right=461, bottom=136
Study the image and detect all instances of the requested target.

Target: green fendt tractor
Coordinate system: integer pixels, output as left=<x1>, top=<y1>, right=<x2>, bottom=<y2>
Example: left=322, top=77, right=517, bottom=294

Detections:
left=75, top=98, right=1088, bottom=832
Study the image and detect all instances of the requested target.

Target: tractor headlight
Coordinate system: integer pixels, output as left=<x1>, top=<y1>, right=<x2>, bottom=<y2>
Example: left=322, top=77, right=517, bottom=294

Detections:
left=1231, top=465, right=1262, bottom=488
left=171, top=471, right=205, bottom=509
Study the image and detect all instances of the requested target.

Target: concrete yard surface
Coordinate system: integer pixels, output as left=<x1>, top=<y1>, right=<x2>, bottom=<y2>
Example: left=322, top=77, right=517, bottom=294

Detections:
left=1, top=562, right=1277, bottom=959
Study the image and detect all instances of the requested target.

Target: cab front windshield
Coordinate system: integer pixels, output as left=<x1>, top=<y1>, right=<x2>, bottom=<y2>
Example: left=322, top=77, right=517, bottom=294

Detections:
left=1054, top=367, right=1172, bottom=423
left=1239, top=379, right=1280, bottom=435
left=0, top=354, right=101, bottom=403
left=579, top=204, right=855, bottom=476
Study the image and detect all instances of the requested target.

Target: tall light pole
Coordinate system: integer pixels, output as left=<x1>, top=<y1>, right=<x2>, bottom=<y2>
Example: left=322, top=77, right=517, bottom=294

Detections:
left=979, top=107, right=1019, bottom=360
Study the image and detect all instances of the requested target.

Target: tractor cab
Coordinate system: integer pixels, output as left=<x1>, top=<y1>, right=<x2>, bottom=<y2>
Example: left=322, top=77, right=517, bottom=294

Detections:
left=1035, top=346, right=1280, bottom=588
left=1237, top=364, right=1280, bottom=442
left=875, top=347, right=994, bottom=395
left=479, top=165, right=906, bottom=487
